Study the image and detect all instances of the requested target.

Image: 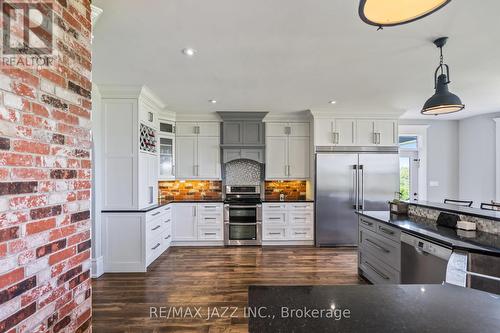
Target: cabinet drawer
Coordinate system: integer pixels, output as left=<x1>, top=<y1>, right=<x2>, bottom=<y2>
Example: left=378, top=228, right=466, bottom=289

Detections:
left=198, top=227, right=223, bottom=240
left=198, top=213, right=222, bottom=225
left=359, top=251, right=400, bottom=285
left=289, top=211, right=313, bottom=225
left=288, top=227, right=314, bottom=240
left=147, top=220, right=165, bottom=240
left=146, top=207, right=168, bottom=221
left=262, top=227, right=286, bottom=240
left=358, top=216, right=377, bottom=232
left=263, top=203, right=287, bottom=211
left=376, top=223, right=400, bottom=243
left=197, top=203, right=222, bottom=214
left=287, top=203, right=313, bottom=211
left=146, top=234, right=163, bottom=263
left=360, top=227, right=400, bottom=271
left=263, top=212, right=287, bottom=226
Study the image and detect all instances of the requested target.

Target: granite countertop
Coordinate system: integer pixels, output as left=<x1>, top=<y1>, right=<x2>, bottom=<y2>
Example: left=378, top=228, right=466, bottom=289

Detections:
left=248, top=284, right=500, bottom=333
left=357, top=211, right=500, bottom=256
left=102, top=199, right=224, bottom=213
left=411, top=201, right=500, bottom=222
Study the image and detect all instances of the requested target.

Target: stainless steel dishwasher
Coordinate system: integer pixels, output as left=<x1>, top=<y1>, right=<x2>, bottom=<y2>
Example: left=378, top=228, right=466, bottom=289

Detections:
left=401, top=232, right=452, bottom=284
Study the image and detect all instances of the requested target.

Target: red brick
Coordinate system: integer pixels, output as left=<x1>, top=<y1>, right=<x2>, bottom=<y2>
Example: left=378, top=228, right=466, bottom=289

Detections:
left=11, top=83, right=36, bottom=99
left=1, top=67, right=39, bottom=87
left=13, top=140, right=50, bottom=155
left=53, top=315, right=71, bottom=332
left=36, top=239, right=66, bottom=258
left=0, top=276, right=37, bottom=305
left=51, top=109, right=79, bottom=125
left=77, top=190, right=90, bottom=200
left=0, top=268, right=24, bottom=289
left=67, top=231, right=89, bottom=246
left=38, top=69, right=66, bottom=87
left=39, top=285, right=67, bottom=309
left=0, top=243, right=6, bottom=257
left=49, top=225, right=76, bottom=241
left=49, top=246, right=76, bottom=265
left=9, top=195, right=47, bottom=210
left=11, top=168, right=48, bottom=180
left=0, top=226, right=19, bottom=242
left=67, top=250, right=90, bottom=267
left=31, top=103, right=50, bottom=117
left=0, top=169, right=9, bottom=180
left=0, top=302, right=36, bottom=332
left=0, top=152, right=33, bottom=166
left=26, top=218, right=56, bottom=235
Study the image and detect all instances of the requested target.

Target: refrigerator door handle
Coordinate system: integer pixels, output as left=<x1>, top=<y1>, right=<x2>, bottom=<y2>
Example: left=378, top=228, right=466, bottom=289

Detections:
left=352, top=165, right=358, bottom=210
left=359, top=164, right=364, bottom=210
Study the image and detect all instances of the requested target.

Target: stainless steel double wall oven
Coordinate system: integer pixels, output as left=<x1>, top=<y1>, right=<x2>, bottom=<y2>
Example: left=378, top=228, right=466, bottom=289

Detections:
left=224, top=186, right=262, bottom=246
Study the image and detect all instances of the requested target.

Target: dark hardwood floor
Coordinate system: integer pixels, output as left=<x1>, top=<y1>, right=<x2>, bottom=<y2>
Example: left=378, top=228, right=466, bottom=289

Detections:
left=92, top=247, right=364, bottom=332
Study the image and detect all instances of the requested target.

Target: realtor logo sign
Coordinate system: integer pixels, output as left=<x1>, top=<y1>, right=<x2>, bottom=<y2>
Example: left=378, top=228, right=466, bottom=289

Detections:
left=1, top=0, right=55, bottom=67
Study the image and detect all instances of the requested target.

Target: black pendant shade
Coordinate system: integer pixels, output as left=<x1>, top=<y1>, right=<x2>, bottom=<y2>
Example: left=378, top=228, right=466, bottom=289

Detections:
left=421, top=37, right=464, bottom=115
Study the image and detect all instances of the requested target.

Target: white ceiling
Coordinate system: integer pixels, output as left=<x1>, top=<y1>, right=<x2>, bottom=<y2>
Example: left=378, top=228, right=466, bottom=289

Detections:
left=93, top=0, right=500, bottom=120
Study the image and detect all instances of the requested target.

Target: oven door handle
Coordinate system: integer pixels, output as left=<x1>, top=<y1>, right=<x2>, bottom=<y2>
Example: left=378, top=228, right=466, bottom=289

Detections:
left=225, top=222, right=261, bottom=226
left=226, top=205, right=261, bottom=208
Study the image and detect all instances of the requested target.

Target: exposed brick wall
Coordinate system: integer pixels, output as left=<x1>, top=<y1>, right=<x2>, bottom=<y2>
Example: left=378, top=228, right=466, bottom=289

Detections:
left=159, top=181, right=223, bottom=201
left=264, top=181, right=307, bottom=201
left=0, top=0, right=92, bottom=332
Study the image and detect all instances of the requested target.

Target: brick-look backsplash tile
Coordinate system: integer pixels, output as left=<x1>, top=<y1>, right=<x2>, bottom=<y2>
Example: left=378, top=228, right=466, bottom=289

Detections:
left=159, top=180, right=223, bottom=201
left=264, top=181, right=307, bottom=200
left=0, top=0, right=92, bottom=332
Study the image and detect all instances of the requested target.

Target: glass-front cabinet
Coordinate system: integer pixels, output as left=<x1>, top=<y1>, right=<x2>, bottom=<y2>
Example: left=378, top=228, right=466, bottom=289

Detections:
left=159, top=120, right=175, bottom=180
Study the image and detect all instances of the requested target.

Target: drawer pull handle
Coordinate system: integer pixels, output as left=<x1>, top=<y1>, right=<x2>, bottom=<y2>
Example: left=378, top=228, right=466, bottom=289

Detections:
left=164, top=207, right=171, bottom=211
left=204, top=206, right=217, bottom=209
left=151, top=243, right=161, bottom=250
left=151, top=225, right=161, bottom=231
left=269, top=232, right=282, bottom=235
left=164, top=219, right=171, bottom=223
left=379, top=226, right=395, bottom=235
left=268, top=217, right=281, bottom=220
left=151, top=212, right=161, bottom=216
left=294, top=206, right=307, bottom=208
left=364, top=261, right=390, bottom=280
left=295, top=232, right=307, bottom=235
left=269, top=206, right=282, bottom=208
left=205, top=232, right=216, bottom=236
left=204, top=217, right=217, bottom=220
left=294, top=217, right=307, bottom=220
left=361, top=219, right=373, bottom=226
left=366, top=239, right=390, bottom=253
left=164, top=235, right=171, bottom=240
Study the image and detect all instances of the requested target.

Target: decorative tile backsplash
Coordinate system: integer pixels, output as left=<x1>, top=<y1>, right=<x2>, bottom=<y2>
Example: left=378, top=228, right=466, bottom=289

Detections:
left=265, top=181, right=307, bottom=201
left=225, top=159, right=261, bottom=185
left=408, top=205, right=500, bottom=234
left=159, top=181, right=223, bottom=200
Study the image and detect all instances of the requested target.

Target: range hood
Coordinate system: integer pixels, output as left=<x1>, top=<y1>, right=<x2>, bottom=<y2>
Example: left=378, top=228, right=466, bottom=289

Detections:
left=218, top=112, right=267, bottom=164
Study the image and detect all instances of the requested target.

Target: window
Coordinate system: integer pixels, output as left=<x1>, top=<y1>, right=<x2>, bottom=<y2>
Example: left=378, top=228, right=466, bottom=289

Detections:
left=399, top=136, right=419, bottom=202
left=399, top=136, right=418, bottom=150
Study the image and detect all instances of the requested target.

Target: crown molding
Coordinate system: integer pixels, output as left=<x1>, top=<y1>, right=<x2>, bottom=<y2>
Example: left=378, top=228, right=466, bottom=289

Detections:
left=175, top=112, right=222, bottom=122
left=263, top=111, right=312, bottom=122
left=309, top=108, right=405, bottom=119
left=96, top=84, right=166, bottom=109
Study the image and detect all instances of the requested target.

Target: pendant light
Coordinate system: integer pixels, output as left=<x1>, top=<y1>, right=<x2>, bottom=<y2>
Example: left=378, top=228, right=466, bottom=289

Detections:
left=359, top=0, right=451, bottom=29
left=421, top=37, right=464, bottom=115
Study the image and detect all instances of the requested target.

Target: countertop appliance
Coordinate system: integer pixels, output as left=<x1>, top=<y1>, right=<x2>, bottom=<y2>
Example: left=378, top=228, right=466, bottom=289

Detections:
left=224, top=185, right=262, bottom=246
left=315, top=147, right=399, bottom=246
left=401, top=232, right=452, bottom=284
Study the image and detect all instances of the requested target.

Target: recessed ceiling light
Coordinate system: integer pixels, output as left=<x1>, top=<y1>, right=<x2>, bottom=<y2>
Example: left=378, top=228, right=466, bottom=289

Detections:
left=329, top=100, right=337, bottom=104
left=209, top=99, right=217, bottom=104
left=182, top=48, right=196, bottom=57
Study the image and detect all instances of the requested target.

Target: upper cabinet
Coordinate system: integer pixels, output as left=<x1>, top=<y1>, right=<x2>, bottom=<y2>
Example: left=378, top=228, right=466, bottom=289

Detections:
left=266, top=122, right=310, bottom=180
left=314, top=118, right=398, bottom=147
left=158, top=119, right=175, bottom=180
left=221, top=121, right=264, bottom=146
left=99, top=85, right=165, bottom=210
left=175, top=122, right=221, bottom=180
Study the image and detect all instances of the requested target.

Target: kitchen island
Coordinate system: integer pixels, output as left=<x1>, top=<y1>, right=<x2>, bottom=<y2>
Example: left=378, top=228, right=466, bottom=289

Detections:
left=248, top=284, right=500, bottom=333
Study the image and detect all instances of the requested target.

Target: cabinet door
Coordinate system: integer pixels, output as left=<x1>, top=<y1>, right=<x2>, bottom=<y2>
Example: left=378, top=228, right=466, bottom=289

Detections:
left=137, top=153, right=149, bottom=209
left=198, top=122, right=219, bottom=137
left=175, top=137, right=197, bottom=178
left=222, top=121, right=243, bottom=145
left=266, top=136, right=288, bottom=179
left=314, top=119, right=334, bottom=146
left=334, top=119, right=355, bottom=145
left=266, top=123, right=288, bottom=137
left=172, top=204, right=198, bottom=241
left=148, top=153, right=159, bottom=202
left=139, top=98, right=158, bottom=130
left=176, top=122, right=198, bottom=136
left=356, top=120, right=375, bottom=146
left=159, top=136, right=175, bottom=180
left=374, top=120, right=397, bottom=146
left=243, top=121, right=264, bottom=145
left=288, top=136, right=310, bottom=178
left=289, top=123, right=310, bottom=137
left=197, top=136, right=221, bottom=179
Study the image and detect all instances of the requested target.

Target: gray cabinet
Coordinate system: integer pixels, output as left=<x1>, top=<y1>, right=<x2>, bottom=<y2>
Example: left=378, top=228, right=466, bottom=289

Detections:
left=223, top=149, right=264, bottom=163
left=358, top=216, right=401, bottom=284
left=221, top=121, right=264, bottom=146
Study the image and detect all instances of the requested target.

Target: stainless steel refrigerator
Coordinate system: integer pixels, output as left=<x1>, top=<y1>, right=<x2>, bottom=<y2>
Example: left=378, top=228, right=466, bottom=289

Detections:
left=315, top=147, right=399, bottom=247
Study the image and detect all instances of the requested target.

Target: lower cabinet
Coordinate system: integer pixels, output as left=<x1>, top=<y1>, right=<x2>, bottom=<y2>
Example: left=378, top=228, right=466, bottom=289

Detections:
left=102, top=204, right=172, bottom=272
left=358, top=216, right=401, bottom=284
left=172, top=203, right=224, bottom=246
left=262, top=202, right=314, bottom=245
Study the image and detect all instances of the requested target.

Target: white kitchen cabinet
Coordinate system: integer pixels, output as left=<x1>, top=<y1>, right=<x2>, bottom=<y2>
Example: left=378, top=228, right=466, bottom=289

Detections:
left=172, top=203, right=198, bottom=241
left=265, top=122, right=310, bottom=180
left=159, top=135, right=175, bottom=180
left=314, top=117, right=398, bottom=147
left=100, top=85, right=164, bottom=210
left=172, top=203, right=224, bottom=245
left=102, top=204, right=173, bottom=272
left=262, top=202, right=314, bottom=245
left=175, top=122, right=220, bottom=180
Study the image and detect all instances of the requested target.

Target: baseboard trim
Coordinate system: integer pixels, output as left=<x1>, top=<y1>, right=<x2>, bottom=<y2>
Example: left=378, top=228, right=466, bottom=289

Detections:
left=91, top=256, right=104, bottom=278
